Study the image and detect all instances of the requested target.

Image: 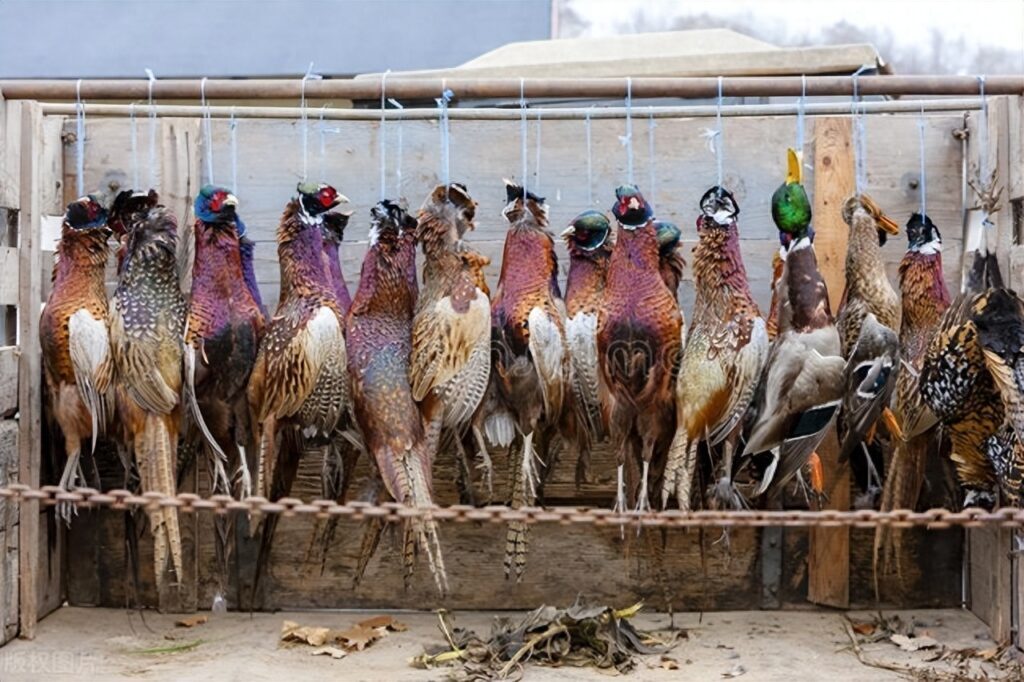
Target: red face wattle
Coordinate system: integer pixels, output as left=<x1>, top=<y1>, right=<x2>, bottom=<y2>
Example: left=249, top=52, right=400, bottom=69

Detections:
left=87, top=200, right=101, bottom=221
left=209, top=191, right=227, bottom=213
left=319, top=187, right=337, bottom=208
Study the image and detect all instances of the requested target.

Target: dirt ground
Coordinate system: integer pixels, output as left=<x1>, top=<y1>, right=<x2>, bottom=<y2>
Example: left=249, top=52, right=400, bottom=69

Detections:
left=0, top=606, right=1015, bottom=681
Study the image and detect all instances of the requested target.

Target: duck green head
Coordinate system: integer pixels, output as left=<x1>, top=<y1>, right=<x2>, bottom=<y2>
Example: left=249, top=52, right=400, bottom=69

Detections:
left=654, top=220, right=682, bottom=256
left=771, top=148, right=812, bottom=237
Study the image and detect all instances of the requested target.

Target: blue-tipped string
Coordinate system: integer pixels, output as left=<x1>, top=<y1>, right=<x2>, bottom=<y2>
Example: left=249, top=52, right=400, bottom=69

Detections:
left=977, top=75, right=989, bottom=181
left=146, top=69, right=157, bottom=190
left=520, top=78, right=528, bottom=193
left=647, top=109, right=656, bottom=198
left=918, top=101, right=927, bottom=219
left=229, top=107, right=238, bottom=196
left=796, top=74, right=807, bottom=153
left=584, top=107, right=593, bottom=205
left=851, top=66, right=869, bottom=197
left=129, top=103, right=139, bottom=190
left=715, top=76, right=724, bottom=188
left=534, top=108, right=542, bottom=191
left=317, top=105, right=328, bottom=184
left=379, top=70, right=390, bottom=201
left=624, top=77, right=634, bottom=183
left=74, top=79, right=85, bottom=197
left=389, top=98, right=404, bottom=195
left=436, top=80, right=453, bottom=188
left=300, top=62, right=321, bottom=182
left=200, top=77, right=214, bottom=184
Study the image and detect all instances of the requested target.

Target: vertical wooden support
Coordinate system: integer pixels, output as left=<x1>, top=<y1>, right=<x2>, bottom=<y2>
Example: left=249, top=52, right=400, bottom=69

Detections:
left=807, top=116, right=853, bottom=608
left=17, top=101, right=43, bottom=639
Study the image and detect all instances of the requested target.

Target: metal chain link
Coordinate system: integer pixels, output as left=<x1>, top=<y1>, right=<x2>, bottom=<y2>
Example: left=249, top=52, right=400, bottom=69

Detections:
left=1, top=484, right=1023, bottom=529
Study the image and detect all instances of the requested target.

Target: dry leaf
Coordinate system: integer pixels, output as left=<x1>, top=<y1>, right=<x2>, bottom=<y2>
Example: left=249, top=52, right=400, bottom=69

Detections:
left=310, top=646, right=348, bottom=660
left=175, top=615, right=208, bottom=628
left=975, top=647, right=999, bottom=660
left=336, top=624, right=384, bottom=651
left=723, top=663, right=747, bottom=678
left=660, top=655, right=679, bottom=670
left=851, top=621, right=876, bottom=636
left=890, top=634, right=939, bottom=652
left=281, top=620, right=332, bottom=647
left=358, top=615, right=407, bottom=632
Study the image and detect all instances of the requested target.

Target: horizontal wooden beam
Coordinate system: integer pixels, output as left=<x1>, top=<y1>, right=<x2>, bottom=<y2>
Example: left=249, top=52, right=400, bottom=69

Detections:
left=2, top=75, right=1022, bottom=101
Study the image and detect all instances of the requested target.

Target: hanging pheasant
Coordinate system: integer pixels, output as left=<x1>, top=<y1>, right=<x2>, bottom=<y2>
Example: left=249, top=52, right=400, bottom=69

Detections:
left=598, top=184, right=682, bottom=513
left=347, top=200, right=447, bottom=592
left=488, top=181, right=569, bottom=580
left=40, top=196, right=115, bottom=522
left=108, top=189, right=187, bottom=595
left=662, top=186, right=767, bottom=511
left=654, top=220, right=686, bottom=297
left=320, top=209, right=354, bottom=317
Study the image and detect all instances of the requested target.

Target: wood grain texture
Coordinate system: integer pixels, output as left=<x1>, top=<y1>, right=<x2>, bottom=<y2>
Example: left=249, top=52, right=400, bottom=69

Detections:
left=0, top=420, right=19, bottom=644
left=969, top=527, right=1013, bottom=643
left=0, top=100, right=22, bottom=210
left=807, top=116, right=853, bottom=609
left=0, top=246, right=18, bottom=306
left=0, top=346, right=16, bottom=418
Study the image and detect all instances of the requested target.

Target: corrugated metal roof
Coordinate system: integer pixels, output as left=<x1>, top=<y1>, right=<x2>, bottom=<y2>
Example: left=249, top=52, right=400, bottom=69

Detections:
left=359, top=29, right=888, bottom=79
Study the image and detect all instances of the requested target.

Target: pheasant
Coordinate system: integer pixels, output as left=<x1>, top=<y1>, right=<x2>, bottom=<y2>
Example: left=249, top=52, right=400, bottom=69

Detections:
left=321, top=209, right=354, bottom=317
left=40, top=196, right=115, bottom=522
left=654, top=220, right=686, bottom=297
left=238, top=230, right=268, bottom=320
left=347, top=200, right=447, bottom=592
left=743, top=150, right=846, bottom=498
left=247, top=183, right=351, bottom=597
left=108, top=189, right=187, bottom=596
left=410, top=184, right=493, bottom=503
left=488, top=181, right=569, bottom=580
left=836, top=196, right=902, bottom=501
left=662, top=187, right=768, bottom=511
left=598, top=185, right=682, bottom=513
left=561, top=210, right=613, bottom=485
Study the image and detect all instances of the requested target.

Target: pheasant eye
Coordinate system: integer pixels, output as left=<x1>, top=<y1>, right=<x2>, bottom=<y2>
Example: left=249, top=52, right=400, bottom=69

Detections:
left=319, top=189, right=335, bottom=207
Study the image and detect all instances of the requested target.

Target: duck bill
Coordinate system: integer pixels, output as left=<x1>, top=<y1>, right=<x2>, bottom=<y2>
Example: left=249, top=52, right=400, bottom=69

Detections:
left=786, top=148, right=802, bottom=185
left=862, top=194, right=900, bottom=235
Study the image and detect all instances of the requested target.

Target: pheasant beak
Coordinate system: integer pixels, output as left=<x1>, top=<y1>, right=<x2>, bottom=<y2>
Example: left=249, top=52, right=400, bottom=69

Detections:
left=335, top=193, right=351, bottom=205
left=224, top=193, right=239, bottom=208
left=786, top=148, right=802, bottom=185
left=560, top=225, right=575, bottom=238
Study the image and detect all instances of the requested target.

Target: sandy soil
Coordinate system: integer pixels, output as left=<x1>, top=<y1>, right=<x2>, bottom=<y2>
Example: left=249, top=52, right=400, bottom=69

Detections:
left=0, top=606, right=1009, bottom=681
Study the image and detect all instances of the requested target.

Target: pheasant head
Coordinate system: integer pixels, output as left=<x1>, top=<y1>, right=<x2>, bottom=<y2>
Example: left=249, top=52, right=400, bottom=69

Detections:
left=296, top=182, right=349, bottom=224
left=194, top=185, right=239, bottom=225
left=612, top=184, right=653, bottom=229
left=561, top=210, right=611, bottom=254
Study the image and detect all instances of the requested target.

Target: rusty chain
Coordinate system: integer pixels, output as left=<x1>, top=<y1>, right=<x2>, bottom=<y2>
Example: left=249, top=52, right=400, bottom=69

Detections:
left=2, top=483, right=1024, bottom=529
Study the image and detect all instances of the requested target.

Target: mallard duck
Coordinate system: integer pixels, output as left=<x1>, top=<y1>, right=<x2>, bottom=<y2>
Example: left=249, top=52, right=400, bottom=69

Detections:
left=661, top=186, right=767, bottom=511
left=742, top=149, right=846, bottom=497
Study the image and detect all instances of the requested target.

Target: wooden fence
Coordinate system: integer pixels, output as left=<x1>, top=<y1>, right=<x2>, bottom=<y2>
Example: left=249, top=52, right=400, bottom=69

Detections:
left=0, top=91, right=1022, bottom=645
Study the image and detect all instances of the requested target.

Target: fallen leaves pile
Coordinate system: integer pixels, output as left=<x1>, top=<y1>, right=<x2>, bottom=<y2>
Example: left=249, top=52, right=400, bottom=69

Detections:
left=280, top=614, right=407, bottom=660
left=412, top=600, right=672, bottom=681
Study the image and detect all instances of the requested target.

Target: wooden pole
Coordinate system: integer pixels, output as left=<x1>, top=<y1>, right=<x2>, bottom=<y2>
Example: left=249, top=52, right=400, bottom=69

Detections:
left=807, top=116, right=853, bottom=608
left=1, top=75, right=1022, bottom=102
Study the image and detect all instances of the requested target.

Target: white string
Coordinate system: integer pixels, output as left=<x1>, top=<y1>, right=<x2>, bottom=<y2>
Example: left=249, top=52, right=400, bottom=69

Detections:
left=647, top=109, right=656, bottom=197
left=796, top=74, right=807, bottom=153
left=977, top=75, right=989, bottom=181
left=129, top=103, right=139, bottom=190
left=917, top=101, right=927, bottom=219
left=852, top=66, right=869, bottom=197
left=74, top=79, right=85, bottom=197
left=200, top=77, right=214, bottom=184
left=388, top=98, right=404, bottom=195
left=146, top=69, right=157, bottom=190
left=534, top=108, right=542, bottom=191
left=520, top=78, right=528, bottom=193
left=318, top=105, right=328, bottom=183
left=585, top=107, right=593, bottom=205
left=624, top=77, right=634, bottom=184
left=229, top=107, right=238, bottom=195
left=715, top=76, right=724, bottom=188
left=379, top=70, right=390, bottom=201
left=437, top=80, right=453, bottom=188
left=300, top=62, right=321, bottom=182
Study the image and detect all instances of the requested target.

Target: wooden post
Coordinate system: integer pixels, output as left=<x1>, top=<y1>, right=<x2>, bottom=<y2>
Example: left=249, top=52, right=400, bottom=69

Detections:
left=807, top=116, right=853, bottom=608
left=17, top=101, right=43, bottom=639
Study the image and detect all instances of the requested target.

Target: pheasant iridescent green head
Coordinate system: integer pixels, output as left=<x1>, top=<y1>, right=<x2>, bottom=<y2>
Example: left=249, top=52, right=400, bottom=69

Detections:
left=297, top=182, right=349, bottom=222
left=65, top=195, right=108, bottom=230
left=906, top=212, right=942, bottom=254
left=654, top=220, right=682, bottom=257
left=194, top=185, right=239, bottom=224
left=612, top=184, right=653, bottom=229
left=698, top=185, right=740, bottom=231
left=771, top=148, right=812, bottom=239
left=561, top=210, right=610, bottom=251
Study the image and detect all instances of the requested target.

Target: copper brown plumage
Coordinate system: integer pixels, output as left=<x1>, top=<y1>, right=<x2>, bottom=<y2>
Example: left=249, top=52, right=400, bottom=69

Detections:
left=40, top=196, right=115, bottom=522
left=662, top=187, right=767, bottom=511
left=410, top=184, right=493, bottom=502
left=108, top=189, right=187, bottom=596
left=598, top=185, right=682, bottom=513
left=347, top=200, right=447, bottom=592
left=487, top=181, right=569, bottom=580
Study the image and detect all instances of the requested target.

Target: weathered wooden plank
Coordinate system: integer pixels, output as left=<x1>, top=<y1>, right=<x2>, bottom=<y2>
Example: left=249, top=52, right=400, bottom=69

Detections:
left=0, top=100, right=22, bottom=210
left=0, top=245, right=17, bottom=306
left=970, top=527, right=1013, bottom=643
left=0, top=345, right=17, bottom=418
left=0, top=420, right=19, bottom=644
left=807, top=116, right=853, bottom=609
left=17, top=102, right=44, bottom=640
left=39, top=115, right=65, bottom=214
